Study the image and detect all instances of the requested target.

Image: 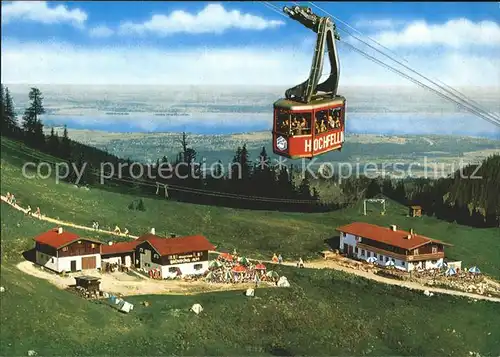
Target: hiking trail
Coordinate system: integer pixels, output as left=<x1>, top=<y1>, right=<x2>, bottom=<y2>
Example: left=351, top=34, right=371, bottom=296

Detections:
left=2, top=195, right=499, bottom=303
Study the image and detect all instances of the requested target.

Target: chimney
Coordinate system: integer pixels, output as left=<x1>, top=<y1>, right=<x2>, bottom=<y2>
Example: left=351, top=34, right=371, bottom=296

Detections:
left=150, top=228, right=156, bottom=235
left=390, top=225, right=397, bottom=231
left=57, top=227, right=63, bottom=234
left=410, top=229, right=414, bottom=235
left=406, top=234, right=412, bottom=239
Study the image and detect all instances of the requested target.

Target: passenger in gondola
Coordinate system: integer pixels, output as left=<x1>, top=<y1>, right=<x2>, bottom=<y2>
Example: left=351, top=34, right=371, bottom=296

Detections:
left=315, top=121, right=321, bottom=134
left=291, top=117, right=300, bottom=135
left=320, top=119, right=327, bottom=133
left=281, top=119, right=290, bottom=133
left=300, top=118, right=309, bottom=134
left=327, top=113, right=336, bottom=129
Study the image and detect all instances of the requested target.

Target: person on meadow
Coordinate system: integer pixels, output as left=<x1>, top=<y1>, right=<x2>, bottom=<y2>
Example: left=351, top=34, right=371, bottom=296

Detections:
left=254, top=273, right=260, bottom=288
left=278, top=254, right=283, bottom=264
left=272, top=253, right=278, bottom=263
left=298, top=258, right=304, bottom=268
left=35, top=207, right=41, bottom=218
left=26, top=205, right=32, bottom=216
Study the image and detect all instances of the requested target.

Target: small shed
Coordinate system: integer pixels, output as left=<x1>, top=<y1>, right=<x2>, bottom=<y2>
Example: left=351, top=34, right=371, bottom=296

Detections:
left=409, top=205, right=422, bottom=217
left=75, top=276, right=101, bottom=292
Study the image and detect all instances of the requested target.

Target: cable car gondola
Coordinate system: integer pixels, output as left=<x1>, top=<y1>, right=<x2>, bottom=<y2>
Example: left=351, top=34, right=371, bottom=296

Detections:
left=272, top=6, right=346, bottom=159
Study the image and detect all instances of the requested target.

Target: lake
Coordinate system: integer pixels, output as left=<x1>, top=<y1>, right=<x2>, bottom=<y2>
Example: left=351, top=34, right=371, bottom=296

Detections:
left=40, top=112, right=500, bottom=139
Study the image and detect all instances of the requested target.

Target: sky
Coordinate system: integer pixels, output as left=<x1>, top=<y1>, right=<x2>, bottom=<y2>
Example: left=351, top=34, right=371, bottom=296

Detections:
left=1, top=1, right=499, bottom=87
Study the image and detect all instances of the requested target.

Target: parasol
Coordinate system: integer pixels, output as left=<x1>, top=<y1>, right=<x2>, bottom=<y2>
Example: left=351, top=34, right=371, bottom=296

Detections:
left=209, top=260, right=222, bottom=269
left=238, top=256, right=249, bottom=265
left=266, top=270, right=279, bottom=279
left=468, top=266, right=481, bottom=274
left=255, top=263, right=267, bottom=270
left=232, top=265, right=247, bottom=273
left=218, top=252, right=233, bottom=262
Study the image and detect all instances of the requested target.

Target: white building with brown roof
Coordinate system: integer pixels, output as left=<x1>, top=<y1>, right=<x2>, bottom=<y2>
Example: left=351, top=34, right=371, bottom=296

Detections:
left=134, top=231, right=215, bottom=278
left=337, top=222, right=452, bottom=271
left=34, top=227, right=102, bottom=273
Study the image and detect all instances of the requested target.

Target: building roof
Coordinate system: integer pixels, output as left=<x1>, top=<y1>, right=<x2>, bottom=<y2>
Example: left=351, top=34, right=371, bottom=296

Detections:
left=336, top=222, right=451, bottom=250
left=34, top=228, right=102, bottom=249
left=137, top=234, right=215, bottom=256
left=101, top=241, right=139, bottom=255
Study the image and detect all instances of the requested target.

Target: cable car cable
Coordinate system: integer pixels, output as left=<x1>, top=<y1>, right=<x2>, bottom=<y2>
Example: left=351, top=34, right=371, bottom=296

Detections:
left=304, top=1, right=498, bottom=122
left=261, top=2, right=500, bottom=128
left=265, top=1, right=500, bottom=125
left=3, top=140, right=321, bottom=204
left=307, top=1, right=500, bottom=123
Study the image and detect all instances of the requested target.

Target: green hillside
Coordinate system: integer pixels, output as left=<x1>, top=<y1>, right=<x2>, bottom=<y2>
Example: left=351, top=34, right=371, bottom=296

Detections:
left=1, top=136, right=500, bottom=356
left=2, top=136, right=499, bottom=277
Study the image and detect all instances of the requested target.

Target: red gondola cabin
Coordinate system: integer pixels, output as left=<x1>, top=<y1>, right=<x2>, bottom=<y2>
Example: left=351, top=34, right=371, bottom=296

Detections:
left=272, top=96, right=346, bottom=159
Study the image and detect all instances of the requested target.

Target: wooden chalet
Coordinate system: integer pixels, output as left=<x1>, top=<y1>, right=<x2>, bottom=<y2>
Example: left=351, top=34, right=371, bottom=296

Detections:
left=134, top=231, right=215, bottom=278
left=101, top=241, right=139, bottom=268
left=337, top=222, right=452, bottom=271
left=34, top=227, right=102, bottom=273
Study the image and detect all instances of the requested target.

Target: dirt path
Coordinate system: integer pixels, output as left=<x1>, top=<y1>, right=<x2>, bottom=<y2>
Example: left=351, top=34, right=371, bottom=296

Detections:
left=16, top=261, right=269, bottom=296
left=217, top=252, right=500, bottom=303
left=282, top=259, right=500, bottom=302
left=3, top=196, right=500, bottom=303
left=1, top=195, right=139, bottom=239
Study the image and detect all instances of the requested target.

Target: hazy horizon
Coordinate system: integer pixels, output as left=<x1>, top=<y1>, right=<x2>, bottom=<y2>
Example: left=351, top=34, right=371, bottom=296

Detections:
left=4, top=84, right=500, bottom=139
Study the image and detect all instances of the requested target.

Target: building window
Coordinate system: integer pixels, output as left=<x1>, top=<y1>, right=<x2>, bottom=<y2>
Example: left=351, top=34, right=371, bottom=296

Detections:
left=78, top=240, right=81, bottom=244
left=62, top=247, right=68, bottom=252
left=432, top=246, right=437, bottom=254
left=414, top=249, right=419, bottom=255
left=139, top=248, right=144, bottom=252
left=385, top=257, right=389, bottom=262
left=51, top=258, right=54, bottom=263
left=354, top=247, right=358, bottom=254
left=169, top=267, right=177, bottom=273
left=91, top=243, right=96, bottom=248
left=194, top=264, right=203, bottom=270
left=402, top=262, right=405, bottom=266
left=431, top=260, right=437, bottom=264
left=379, top=254, right=383, bottom=260
left=361, top=249, right=365, bottom=257
left=154, top=254, right=159, bottom=259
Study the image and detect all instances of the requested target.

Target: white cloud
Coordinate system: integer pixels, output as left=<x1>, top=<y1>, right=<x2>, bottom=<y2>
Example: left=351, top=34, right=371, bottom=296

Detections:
left=354, top=18, right=407, bottom=30
left=1, top=39, right=498, bottom=88
left=117, top=3, right=284, bottom=36
left=89, top=25, right=114, bottom=38
left=373, top=19, right=500, bottom=48
left=1, top=1, right=87, bottom=27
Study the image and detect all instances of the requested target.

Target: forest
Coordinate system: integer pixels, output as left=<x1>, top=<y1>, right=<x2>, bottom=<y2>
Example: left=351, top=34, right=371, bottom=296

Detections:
left=1, top=85, right=499, bottom=226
